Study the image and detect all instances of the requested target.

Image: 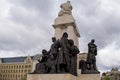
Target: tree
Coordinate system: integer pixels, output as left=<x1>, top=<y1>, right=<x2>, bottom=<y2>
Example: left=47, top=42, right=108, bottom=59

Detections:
left=103, top=76, right=110, bottom=80
left=21, top=76, right=27, bottom=80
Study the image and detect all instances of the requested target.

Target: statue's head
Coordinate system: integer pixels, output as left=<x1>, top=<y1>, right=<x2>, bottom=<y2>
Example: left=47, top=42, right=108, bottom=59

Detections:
left=91, top=39, right=95, bottom=43
left=42, top=49, right=47, bottom=55
left=67, top=1, right=70, bottom=3
left=52, top=37, right=56, bottom=42
left=63, top=32, right=68, bottom=38
left=69, top=39, right=74, bottom=46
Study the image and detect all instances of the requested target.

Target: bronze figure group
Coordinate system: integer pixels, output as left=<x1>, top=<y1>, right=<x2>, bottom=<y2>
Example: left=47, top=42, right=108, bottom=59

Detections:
left=32, top=32, right=99, bottom=75
left=33, top=32, right=79, bottom=76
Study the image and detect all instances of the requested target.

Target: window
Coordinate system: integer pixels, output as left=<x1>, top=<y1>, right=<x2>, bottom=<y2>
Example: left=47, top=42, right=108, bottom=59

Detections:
left=29, top=65, right=31, bottom=68
left=21, top=70, right=23, bottom=73
left=24, top=70, right=27, bottom=73
left=19, top=65, right=21, bottom=68
left=25, top=65, right=27, bottom=68
left=28, top=70, right=31, bottom=72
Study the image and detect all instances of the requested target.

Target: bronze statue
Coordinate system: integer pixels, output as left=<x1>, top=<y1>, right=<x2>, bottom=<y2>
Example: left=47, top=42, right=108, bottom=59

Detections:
left=48, top=37, right=59, bottom=59
left=47, top=37, right=60, bottom=73
left=56, top=32, right=70, bottom=72
left=32, top=32, right=80, bottom=76
left=33, top=49, right=50, bottom=73
left=68, top=39, right=79, bottom=76
left=79, top=39, right=99, bottom=74
left=87, top=39, right=97, bottom=70
left=79, top=60, right=87, bottom=73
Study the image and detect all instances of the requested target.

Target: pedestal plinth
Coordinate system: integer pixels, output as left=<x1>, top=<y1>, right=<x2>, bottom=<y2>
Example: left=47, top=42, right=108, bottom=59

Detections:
left=27, top=74, right=76, bottom=80
left=52, top=14, right=80, bottom=47
left=77, top=73, right=100, bottom=80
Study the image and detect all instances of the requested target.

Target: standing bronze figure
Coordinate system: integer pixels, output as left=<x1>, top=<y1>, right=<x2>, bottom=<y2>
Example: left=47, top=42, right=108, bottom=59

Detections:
left=57, top=32, right=70, bottom=72
left=47, top=37, right=60, bottom=73
left=87, top=39, right=97, bottom=70
left=68, top=39, right=79, bottom=76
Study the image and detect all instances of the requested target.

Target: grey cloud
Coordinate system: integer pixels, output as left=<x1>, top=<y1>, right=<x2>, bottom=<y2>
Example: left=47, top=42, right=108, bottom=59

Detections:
left=4, top=0, right=120, bottom=52
left=72, top=0, right=120, bottom=50
left=78, top=0, right=100, bottom=16
left=8, top=0, right=54, bottom=33
left=97, top=61, right=120, bottom=73
left=0, top=0, right=58, bottom=53
left=0, top=24, right=53, bottom=52
left=9, top=0, right=54, bottom=19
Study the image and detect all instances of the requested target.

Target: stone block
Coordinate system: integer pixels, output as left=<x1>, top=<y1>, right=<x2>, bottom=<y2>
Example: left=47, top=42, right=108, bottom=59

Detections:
left=27, top=74, right=76, bottom=80
left=77, top=74, right=100, bottom=80
left=77, top=69, right=81, bottom=76
left=54, top=14, right=75, bottom=25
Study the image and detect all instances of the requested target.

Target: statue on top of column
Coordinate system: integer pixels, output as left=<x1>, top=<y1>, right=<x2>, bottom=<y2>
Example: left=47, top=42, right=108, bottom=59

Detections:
left=58, top=1, right=72, bottom=16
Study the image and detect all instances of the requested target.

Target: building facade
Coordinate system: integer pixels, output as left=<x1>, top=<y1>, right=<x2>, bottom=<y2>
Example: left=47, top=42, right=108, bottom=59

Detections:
left=0, top=54, right=41, bottom=80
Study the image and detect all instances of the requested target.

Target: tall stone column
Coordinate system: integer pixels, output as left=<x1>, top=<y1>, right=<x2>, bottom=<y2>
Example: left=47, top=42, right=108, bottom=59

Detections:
left=53, top=14, right=80, bottom=47
left=67, top=24, right=79, bottom=47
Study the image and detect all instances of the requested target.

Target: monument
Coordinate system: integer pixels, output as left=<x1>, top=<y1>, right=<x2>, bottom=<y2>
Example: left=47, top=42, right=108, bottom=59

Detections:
left=53, top=0, right=80, bottom=71
left=27, top=1, right=100, bottom=80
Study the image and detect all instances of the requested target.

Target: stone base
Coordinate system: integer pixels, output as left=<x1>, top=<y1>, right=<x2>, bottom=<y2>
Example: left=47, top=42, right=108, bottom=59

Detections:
left=54, top=14, right=75, bottom=25
left=77, top=74, right=100, bottom=80
left=27, top=74, right=76, bottom=80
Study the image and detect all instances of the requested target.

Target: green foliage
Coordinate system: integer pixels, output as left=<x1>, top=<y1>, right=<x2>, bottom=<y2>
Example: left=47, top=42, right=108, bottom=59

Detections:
left=103, top=76, right=110, bottom=80
left=21, top=76, right=27, bottom=80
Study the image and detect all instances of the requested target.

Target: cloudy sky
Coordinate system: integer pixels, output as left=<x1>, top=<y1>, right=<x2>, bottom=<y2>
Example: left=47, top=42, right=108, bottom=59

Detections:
left=0, top=0, right=120, bottom=73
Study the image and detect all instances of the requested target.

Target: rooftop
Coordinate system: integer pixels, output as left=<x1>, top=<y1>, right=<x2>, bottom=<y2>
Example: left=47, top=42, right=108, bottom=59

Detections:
left=0, top=56, right=33, bottom=63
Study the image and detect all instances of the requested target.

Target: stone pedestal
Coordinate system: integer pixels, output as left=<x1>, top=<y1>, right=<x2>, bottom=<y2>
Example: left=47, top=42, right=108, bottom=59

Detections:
left=77, top=74, right=100, bottom=80
left=27, top=74, right=76, bottom=80
left=52, top=14, right=80, bottom=47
